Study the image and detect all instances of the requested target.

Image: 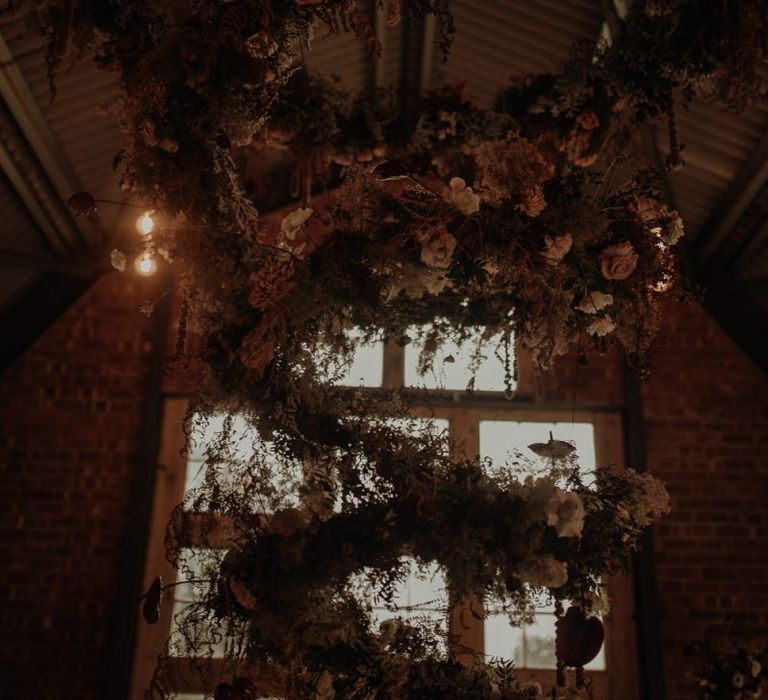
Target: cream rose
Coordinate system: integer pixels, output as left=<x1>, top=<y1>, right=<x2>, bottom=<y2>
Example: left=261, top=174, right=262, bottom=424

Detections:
left=600, top=241, right=638, bottom=280
left=546, top=489, right=585, bottom=538
left=415, top=224, right=457, bottom=269
left=442, top=177, right=480, bottom=215
left=542, top=233, right=573, bottom=263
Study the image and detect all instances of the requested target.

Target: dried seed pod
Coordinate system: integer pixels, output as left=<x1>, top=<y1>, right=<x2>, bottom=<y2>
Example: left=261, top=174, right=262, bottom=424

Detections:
left=66, top=192, right=97, bottom=217
left=555, top=606, right=605, bottom=667
left=528, top=432, right=576, bottom=460
left=141, top=576, right=162, bottom=624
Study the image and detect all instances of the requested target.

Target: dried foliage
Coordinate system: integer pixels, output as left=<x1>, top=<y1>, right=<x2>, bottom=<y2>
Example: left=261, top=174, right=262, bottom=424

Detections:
left=25, top=0, right=768, bottom=697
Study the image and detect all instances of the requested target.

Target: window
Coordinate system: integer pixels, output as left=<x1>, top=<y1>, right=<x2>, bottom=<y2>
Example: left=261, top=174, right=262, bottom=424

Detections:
left=479, top=420, right=605, bottom=673
left=132, top=332, right=639, bottom=699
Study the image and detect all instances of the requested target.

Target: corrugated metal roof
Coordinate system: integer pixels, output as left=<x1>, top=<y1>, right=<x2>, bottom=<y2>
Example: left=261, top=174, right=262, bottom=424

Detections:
left=0, top=167, right=45, bottom=312
left=661, top=99, right=768, bottom=238
left=0, top=8, right=125, bottom=234
left=0, top=167, right=50, bottom=258
left=305, top=24, right=371, bottom=90
left=438, top=0, right=604, bottom=105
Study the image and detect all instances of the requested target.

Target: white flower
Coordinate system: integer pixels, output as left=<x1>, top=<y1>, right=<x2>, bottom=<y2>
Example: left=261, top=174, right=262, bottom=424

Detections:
left=586, top=315, right=616, bottom=337
left=733, top=672, right=745, bottom=689
left=110, top=249, right=126, bottom=272
left=546, top=489, right=585, bottom=538
left=421, top=269, right=451, bottom=295
left=576, top=291, right=614, bottom=314
left=280, top=207, right=313, bottom=239
left=520, top=555, right=568, bottom=588
left=442, top=177, right=480, bottom=215
left=381, top=265, right=451, bottom=301
left=542, top=233, right=573, bottom=263
left=752, top=659, right=762, bottom=677
left=588, top=587, right=612, bottom=616
left=621, top=471, right=670, bottom=526
left=662, top=211, right=685, bottom=246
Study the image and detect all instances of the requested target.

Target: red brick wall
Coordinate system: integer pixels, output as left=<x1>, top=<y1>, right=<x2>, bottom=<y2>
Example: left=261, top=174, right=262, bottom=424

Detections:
left=0, top=279, right=765, bottom=700
left=0, top=274, right=158, bottom=700
left=642, top=301, right=768, bottom=699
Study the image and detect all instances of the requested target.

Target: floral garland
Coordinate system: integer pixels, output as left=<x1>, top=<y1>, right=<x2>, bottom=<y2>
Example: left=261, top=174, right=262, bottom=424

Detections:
left=28, top=0, right=768, bottom=697
left=692, top=643, right=768, bottom=700
left=147, top=432, right=668, bottom=699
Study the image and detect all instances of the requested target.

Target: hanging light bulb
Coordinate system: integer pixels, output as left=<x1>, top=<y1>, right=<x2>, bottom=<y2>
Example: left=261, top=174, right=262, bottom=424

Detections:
left=135, top=252, right=157, bottom=276
left=136, top=211, right=155, bottom=236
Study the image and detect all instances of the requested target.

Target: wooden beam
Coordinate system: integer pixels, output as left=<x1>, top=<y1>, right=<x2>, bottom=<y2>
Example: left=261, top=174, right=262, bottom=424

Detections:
left=693, top=130, right=768, bottom=270
left=103, top=274, right=173, bottom=700
left=723, top=215, right=768, bottom=277
left=0, top=98, right=78, bottom=258
left=623, top=363, right=668, bottom=700
left=0, top=33, right=101, bottom=252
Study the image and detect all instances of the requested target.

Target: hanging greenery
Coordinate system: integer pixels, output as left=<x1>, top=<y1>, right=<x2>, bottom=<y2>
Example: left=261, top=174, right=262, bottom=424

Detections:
left=26, top=0, right=768, bottom=697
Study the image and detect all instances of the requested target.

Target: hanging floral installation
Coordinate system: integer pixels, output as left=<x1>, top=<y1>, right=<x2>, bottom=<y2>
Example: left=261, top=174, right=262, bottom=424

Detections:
left=26, top=0, right=768, bottom=697
left=692, top=642, right=768, bottom=700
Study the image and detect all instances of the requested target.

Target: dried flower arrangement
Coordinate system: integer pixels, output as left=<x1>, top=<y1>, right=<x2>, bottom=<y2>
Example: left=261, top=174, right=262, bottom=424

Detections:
left=691, top=642, right=768, bottom=700
left=26, top=0, right=768, bottom=697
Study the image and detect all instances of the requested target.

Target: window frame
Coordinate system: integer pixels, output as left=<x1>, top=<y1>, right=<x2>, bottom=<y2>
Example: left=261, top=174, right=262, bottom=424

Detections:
left=131, top=340, right=639, bottom=700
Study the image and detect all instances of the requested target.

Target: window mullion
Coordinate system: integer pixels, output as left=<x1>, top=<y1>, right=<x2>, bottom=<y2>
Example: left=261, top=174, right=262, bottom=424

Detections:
left=382, top=338, right=404, bottom=388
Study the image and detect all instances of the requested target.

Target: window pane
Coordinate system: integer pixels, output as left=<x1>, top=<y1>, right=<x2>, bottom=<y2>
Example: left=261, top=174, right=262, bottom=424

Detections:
left=170, top=548, right=228, bottom=659
left=479, top=421, right=596, bottom=477
left=523, top=613, right=558, bottom=669
left=187, top=413, right=258, bottom=461
left=484, top=613, right=524, bottom=662
left=369, top=559, right=448, bottom=629
left=331, top=328, right=384, bottom=387
left=405, top=325, right=514, bottom=392
left=184, top=414, right=303, bottom=510
left=484, top=611, right=605, bottom=671
left=480, top=420, right=605, bottom=671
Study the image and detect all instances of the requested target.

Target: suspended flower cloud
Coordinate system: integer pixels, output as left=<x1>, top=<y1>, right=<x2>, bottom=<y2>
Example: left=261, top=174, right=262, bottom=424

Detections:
left=27, top=0, right=768, bottom=696
left=691, top=641, right=768, bottom=700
